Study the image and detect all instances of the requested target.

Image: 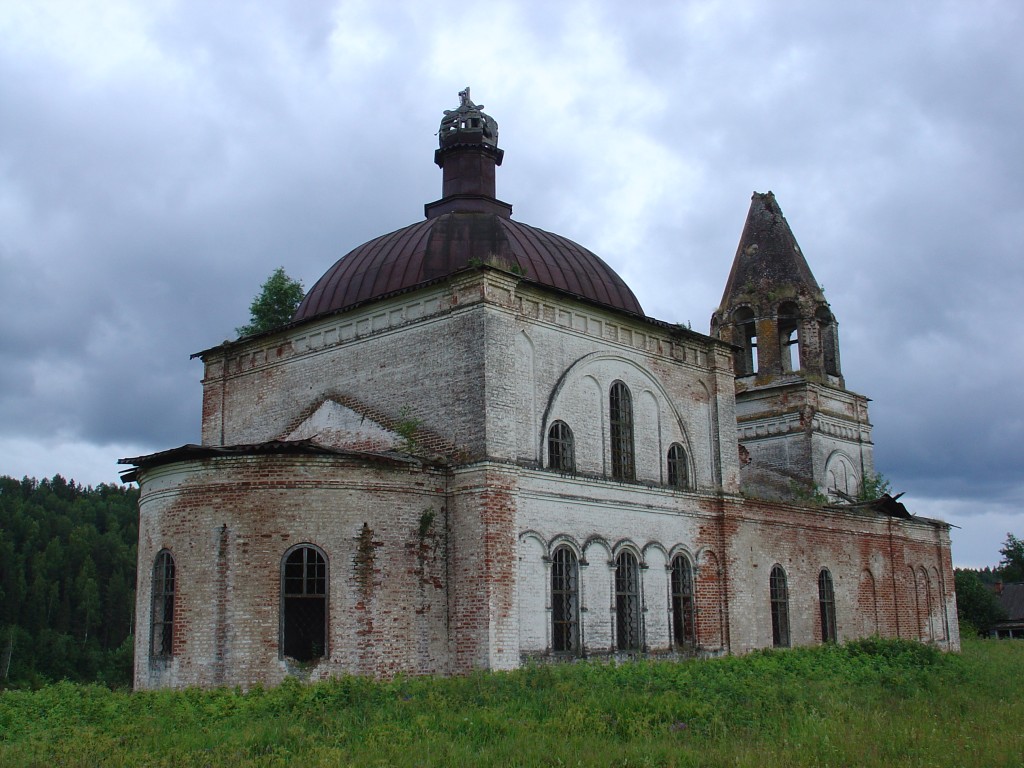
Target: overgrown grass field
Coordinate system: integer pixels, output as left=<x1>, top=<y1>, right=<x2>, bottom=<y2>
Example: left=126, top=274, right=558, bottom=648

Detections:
left=1, top=637, right=1021, bottom=767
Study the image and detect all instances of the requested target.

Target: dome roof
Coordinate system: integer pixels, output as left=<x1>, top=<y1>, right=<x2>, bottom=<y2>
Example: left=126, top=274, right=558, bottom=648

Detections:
left=294, top=212, right=643, bottom=321
left=293, top=89, right=643, bottom=323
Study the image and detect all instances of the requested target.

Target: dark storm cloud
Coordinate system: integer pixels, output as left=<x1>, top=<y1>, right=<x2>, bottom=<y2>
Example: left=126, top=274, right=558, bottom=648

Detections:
left=1, top=1, right=1021, bottom=565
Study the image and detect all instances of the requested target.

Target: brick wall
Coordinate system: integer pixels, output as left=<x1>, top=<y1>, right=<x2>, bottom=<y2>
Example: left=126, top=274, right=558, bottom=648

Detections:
left=134, top=454, right=449, bottom=689
left=512, top=475, right=957, bottom=660
left=198, top=270, right=740, bottom=495
left=134, top=442, right=957, bottom=690
left=735, top=380, right=874, bottom=496
left=199, top=284, right=489, bottom=459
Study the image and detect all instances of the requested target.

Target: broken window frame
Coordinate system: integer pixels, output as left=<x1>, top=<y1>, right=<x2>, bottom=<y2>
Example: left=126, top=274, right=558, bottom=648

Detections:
left=547, top=420, right=576, bottom=473
left=670, top=555, right=697, bottom=649
left=281, top=544, right=328, bottom=663
left=609, top=381, right=635, bottom=481
left=551, top=546, right=580, bottom=654
left=770, top=564, right=791, bottom=648
left=818, top=568, right=837, bottom=643
left=667, top=443, right=689, bottom=489
left=151, top=549, right=175, bottom=659
left=615, top=550, right=643, bottom=651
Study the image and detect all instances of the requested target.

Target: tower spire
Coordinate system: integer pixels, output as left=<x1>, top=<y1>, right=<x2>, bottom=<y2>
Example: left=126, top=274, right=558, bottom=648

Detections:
left=712, top=192, right=841, bottom=384
left=712, top=192, right=872, bottom=503
left=719, top=192, right=825, bottom=309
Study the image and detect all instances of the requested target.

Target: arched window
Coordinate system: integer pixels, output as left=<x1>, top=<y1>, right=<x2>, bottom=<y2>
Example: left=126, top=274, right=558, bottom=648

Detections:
left=733, top=307, right=757, bottom=375
left=918, top=566, right=934, bottom=641
left=667, top=443, right=689, bottom=489
left=615, top=551, right=642, bottom=650
left=859, top=568, right=879, bottom=636
left=818, top=569, right=837, bottom=643
left=609, top=381, right=635, bottom=481
left=547, top=421, right=575, bottom=473
left=151, top=550, right=175, bottom=659
left=770, top=565, right=790, bottom=648
left=670, top=555, right=696, bottom=648
left=281, top=545, right=328, bottom=662
left=816, top=306, right=840, bottom=377
left=551, top=546, right=580, bottom=654
left=778, top=302, right=800, bottom=373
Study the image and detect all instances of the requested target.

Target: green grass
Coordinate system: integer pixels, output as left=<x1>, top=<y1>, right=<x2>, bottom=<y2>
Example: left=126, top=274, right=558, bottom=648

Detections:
left=1, top=637, right=1021, bottom=767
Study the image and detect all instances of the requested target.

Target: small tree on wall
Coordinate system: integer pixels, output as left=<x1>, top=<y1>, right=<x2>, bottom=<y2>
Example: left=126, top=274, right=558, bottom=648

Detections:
left=857, top=472, right=892, bottom=501
left=236, top=267, right=304, bottom=337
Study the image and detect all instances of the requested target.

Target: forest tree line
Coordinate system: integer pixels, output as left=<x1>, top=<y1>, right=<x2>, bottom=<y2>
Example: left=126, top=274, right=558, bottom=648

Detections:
left=0, top=475, right=138, bottom=687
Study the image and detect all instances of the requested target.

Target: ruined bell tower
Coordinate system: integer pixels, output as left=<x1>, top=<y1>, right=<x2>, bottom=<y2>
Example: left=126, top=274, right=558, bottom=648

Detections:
left=711, top=192, right=874, bottom=500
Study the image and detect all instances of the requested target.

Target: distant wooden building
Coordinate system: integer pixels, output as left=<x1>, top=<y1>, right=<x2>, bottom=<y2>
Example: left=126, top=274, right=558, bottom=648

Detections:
left=990, top=583, right=1024, bottom=638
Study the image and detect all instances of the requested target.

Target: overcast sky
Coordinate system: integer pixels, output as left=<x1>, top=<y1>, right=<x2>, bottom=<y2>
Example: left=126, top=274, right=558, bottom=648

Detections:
left=1, top=1, right=1021, bottom=568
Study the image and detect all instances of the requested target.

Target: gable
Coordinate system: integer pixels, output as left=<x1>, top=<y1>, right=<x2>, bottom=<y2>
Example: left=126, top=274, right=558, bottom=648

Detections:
left=283, top=399, right=400, bottom=452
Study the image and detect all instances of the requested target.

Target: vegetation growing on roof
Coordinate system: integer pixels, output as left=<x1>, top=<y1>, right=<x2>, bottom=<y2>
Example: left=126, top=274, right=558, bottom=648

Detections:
left=236, top=267, right=305, bottom=337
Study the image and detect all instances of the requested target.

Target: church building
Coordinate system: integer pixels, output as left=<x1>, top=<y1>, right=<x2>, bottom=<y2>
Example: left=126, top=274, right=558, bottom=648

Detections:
left=122, top=90, right=958, bottom=690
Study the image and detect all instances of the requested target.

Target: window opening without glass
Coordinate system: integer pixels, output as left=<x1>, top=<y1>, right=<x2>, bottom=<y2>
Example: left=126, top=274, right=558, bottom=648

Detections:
left=151, top=550, right=175, bottom=658
left=733, top=307, right=757, bottom=375
left=609, top=382, right=635, bottom=480
left=778, top=302, right=801, bottom=372
left=670, top=555, right=696, bottom=648
left=770, top=564, right=791, bottom=648
left=615, top=551, right=642, bottom=650
left=819, top=569, right=837, bottom=642
left=547, top=421, right=575, bottom=473
left=282, top=545, right=327, bottom=662
left=551, top=546, right=580, bottom=653
left=667, top=443, right=689, bottom=489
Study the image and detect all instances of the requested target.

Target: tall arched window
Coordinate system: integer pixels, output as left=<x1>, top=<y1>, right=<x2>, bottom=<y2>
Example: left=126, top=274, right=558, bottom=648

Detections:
left=770, top=565, right=790, bottom=648
left=281, top=545, right=328, bottom=662
left=551, top=546, right=580, bottom=654
left=859, top=568, right=879, bottom=636
left=778, top=302, right=801, bottom=373
left=818, top=569, right=837, bottom=643
left=733, top=307, right=757, bottom=375
left=816, top=306, right=840, bottom=377
left=910, top=566, right=924, bottom=640
left=609, top=381, right=635, bottom=481
left=547, top=421, right=575, bottom=473
left=918, top=566, right=934, bottom=642
left=151, top=550, right=175, bottom=659
left=615, top=551, right=642, bottom=650
left=670, top=555, right=696, bottom=648
left=667, top=443, right=689, bottom=489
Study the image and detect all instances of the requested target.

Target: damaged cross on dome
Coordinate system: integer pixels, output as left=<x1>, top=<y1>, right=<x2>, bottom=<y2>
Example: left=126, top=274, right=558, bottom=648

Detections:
left=438, top=86, right=499, bottom=148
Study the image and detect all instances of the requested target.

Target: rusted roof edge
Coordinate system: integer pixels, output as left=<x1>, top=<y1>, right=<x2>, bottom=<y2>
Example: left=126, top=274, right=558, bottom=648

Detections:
left=118, top=439, right=432, bottom=483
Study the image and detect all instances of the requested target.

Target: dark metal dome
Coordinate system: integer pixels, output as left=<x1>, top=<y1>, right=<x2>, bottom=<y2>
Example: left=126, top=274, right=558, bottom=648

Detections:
left=294, top=212, right=644, bottom=321
left=293, top=89, right=643, bottom=323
